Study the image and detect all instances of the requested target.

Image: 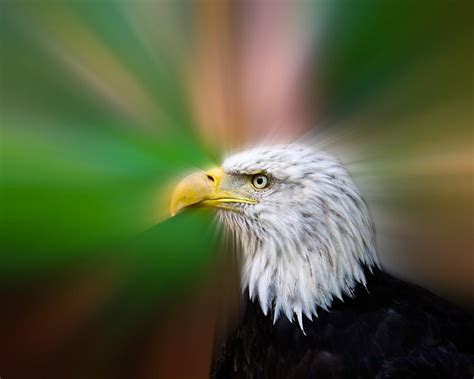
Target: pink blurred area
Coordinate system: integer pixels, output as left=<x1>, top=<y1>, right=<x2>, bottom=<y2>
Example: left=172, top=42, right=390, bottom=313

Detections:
left=190, top=0, right=314, bottom=150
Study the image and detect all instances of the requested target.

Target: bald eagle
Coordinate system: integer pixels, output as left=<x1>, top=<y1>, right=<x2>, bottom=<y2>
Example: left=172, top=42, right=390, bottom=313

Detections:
left=170, top=144, right=474, bottom=378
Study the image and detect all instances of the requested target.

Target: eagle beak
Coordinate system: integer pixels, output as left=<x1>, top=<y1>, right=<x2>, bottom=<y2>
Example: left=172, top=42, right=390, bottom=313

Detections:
left=169, top=167, right=256, bottom=216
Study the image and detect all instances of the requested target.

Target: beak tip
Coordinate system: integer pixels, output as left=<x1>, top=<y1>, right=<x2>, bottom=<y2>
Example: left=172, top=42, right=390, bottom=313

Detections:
left=169, top=201, right=183, bottom=217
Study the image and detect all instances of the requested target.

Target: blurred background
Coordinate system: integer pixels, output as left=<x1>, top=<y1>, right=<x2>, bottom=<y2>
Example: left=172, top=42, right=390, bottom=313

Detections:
left=1, top=1, right=472, bottom=378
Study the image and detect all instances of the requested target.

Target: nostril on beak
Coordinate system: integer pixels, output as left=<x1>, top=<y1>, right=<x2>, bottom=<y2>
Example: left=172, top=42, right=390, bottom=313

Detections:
left=204, top=167, right=223, bottom=187
left=207, top=174, right=215, bottom=183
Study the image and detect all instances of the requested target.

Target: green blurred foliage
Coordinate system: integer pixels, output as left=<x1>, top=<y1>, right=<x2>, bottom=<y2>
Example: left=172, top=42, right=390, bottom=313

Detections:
left=0, top=1, right=217, bottom=287
left=321, top=0, right=473, bottom=122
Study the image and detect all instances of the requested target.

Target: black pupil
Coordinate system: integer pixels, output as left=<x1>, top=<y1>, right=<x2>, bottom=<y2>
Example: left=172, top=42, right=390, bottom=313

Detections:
left=256, top=177, right=264, bottom=185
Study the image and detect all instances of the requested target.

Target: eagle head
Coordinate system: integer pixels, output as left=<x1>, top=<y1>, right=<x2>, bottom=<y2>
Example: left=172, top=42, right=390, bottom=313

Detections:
left=170, top=144, right=378, bottom=330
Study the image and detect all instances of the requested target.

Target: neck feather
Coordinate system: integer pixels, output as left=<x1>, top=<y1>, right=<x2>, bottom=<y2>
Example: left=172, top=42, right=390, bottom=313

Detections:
left=220, top=208, right=379, bottom=332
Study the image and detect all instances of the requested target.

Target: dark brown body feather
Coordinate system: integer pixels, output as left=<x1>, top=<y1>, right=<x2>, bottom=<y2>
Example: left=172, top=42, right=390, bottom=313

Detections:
left=211, top=269, right=474, bottom=378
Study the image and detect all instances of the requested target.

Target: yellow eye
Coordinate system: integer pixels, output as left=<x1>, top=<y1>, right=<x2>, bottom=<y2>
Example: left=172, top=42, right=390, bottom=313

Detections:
left=251, top=174, right=269, bottom=189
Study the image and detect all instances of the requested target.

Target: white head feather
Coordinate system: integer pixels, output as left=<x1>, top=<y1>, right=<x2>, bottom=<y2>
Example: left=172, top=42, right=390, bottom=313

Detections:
left=219, top=144, right=379, bottom=331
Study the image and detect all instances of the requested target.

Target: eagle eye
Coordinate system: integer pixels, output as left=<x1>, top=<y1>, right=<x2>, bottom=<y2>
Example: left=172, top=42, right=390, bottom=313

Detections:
left=251, top=174, right=269, bottom=189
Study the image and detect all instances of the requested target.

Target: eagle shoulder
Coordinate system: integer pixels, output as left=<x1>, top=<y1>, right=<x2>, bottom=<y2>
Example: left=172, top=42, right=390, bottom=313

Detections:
left=211, top=269, right=474, bottom=378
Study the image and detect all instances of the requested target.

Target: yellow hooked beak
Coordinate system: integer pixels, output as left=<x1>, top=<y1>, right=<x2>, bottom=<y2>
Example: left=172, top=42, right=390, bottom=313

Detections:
left=169, top=167, right=256, bottom=216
